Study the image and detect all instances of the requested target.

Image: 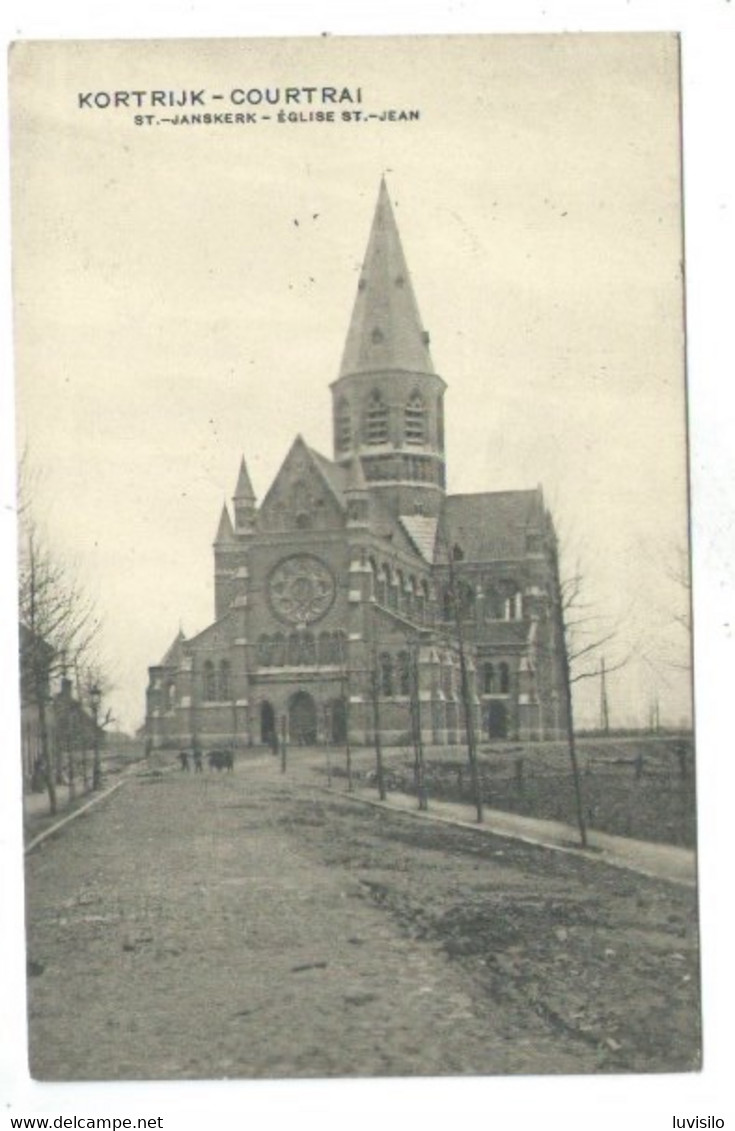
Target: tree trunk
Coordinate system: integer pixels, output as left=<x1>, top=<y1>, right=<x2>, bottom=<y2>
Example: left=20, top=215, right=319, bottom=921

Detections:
left=36, top=691, right=57, bottom=816
left=550, top=539, right=587, bottom=848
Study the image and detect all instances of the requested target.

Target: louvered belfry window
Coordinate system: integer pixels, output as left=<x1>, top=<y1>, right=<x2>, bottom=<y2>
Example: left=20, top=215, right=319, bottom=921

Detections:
left=336, top=398, right=352, bottom=452
left=366, top=391, right=389, bottom=445
left=405, top=393, right=425, bottom=444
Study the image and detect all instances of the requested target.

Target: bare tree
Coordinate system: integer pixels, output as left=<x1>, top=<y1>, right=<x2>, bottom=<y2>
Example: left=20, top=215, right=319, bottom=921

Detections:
left=78, top=662, right=115, bottom=789
left=18, top=458, right=103, bottom=814
left=547, top=535, right=588, bottom=846
left=558, top=554, right=633, bottom=693
left=547, top=532, right=633, bottom=846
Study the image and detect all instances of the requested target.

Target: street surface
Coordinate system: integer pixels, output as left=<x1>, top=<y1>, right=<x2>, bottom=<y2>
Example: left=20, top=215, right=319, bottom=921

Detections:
left=25, top=754, right=700, bottom=1079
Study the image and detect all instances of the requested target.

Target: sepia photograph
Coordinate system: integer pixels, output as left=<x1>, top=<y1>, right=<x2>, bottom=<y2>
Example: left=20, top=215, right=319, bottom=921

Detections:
left=4, top=22, right=718, bottom=1107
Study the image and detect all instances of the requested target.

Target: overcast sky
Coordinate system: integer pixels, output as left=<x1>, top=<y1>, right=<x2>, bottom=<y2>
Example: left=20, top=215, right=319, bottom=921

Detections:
left=10, top=33, right=691, bottom=731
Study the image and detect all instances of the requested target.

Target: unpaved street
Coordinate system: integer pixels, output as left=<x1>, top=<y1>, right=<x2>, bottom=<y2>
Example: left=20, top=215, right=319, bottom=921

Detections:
left=25, top=757, right=700, bottom=1080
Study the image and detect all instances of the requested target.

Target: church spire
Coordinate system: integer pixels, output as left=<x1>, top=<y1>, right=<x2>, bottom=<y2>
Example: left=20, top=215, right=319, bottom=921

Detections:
left=339, top=178, right=434, bottom=378
left=213, top=503, right=235, bottom=545
left=233, top=456, right=255, bottom=502
left=232, top=456, right=256, bottom=534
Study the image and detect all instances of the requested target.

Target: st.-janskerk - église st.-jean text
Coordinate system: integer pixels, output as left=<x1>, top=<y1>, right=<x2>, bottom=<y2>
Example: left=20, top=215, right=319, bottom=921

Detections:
left=145, top=179, right=568, bottom=753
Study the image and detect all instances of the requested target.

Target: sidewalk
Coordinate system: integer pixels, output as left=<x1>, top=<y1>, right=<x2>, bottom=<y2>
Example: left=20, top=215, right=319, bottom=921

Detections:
left=334, top=782, right=697, bottom=887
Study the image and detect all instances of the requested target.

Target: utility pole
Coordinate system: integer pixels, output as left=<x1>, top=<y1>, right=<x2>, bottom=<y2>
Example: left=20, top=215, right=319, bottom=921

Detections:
left=441, top=529, right=483, bottom=823
left=410, top=640, right=428, bottom=810
left=337, top=632, right=353, bottom=792
left=369, top=633, right=386, bottom=801
left=323, top=703, right=333, bottom=787
left=280, top=715, right=288, bottom=774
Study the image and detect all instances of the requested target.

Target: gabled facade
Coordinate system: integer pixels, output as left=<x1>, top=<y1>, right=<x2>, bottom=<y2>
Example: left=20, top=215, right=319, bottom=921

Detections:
left=146, top=180, right=567, bottom=752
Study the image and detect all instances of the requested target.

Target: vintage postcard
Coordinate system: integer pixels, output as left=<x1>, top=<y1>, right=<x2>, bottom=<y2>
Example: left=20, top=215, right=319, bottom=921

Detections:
left=9, top=33, right=699, bottom=1089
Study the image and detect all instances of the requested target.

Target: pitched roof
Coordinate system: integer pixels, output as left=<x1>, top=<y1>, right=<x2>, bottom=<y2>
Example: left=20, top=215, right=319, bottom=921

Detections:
left=339, top=178, right=434, bottom=378
left=159, top=629, right=186, bottom=668
left=306, top=444, right=348, bottom=508
left=399, top=514, right=438, bottom=561
left=438, top=490, right=544, bottom=563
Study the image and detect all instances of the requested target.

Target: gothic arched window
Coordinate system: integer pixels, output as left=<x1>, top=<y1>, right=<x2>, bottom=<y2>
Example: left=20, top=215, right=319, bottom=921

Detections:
left=203, top=661, right=216, bottom=702
left=404, top=576, right=415, bottom=618
left=219, top=660, right=231, bottom=700
left=287, top=633, right=301, bottom=666
left=503, top=585, right=522, bottom=621
left=318, top=632, right=332, bottom=665
left=271, top=634, right=285, bottom=666
left=365, top=391, right=389, bottom=445
left=414, top=581, right=425, bottom=623
left=482, top=663, right=495, bottom=695
left=499, top=662, right=510, bottom=694
left=376, top=563, right=389, bottom=606
left=387, top=571, right=398, bottom=611
left=397, top=651, right=411, bottom=696
left=333, top=632, right=345, bottom=664
left=458, top=579, right=475, bottom=619
left=379, top=653, right=394, bottom=697
left=336, top=398, right=352, bottom=452
left=405, top=393, right=425, bottom=445
left=302, top=633, right=316, bottom=665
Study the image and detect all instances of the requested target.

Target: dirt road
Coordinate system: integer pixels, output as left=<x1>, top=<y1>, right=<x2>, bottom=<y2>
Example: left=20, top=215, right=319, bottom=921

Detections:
left=25, top=757, right=700, bottom=1080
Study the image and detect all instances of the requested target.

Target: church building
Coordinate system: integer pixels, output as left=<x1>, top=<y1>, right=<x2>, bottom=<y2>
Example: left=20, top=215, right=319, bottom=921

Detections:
left=145, top=179, right=567, bottom=752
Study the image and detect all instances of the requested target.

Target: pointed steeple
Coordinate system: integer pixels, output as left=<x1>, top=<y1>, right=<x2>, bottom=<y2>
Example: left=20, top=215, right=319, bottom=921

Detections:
left=232, top=456, right=256, bottom=534
left=233, top=456, right=255, bottom=502
left=340, top=178, right=434, bottom=378
left=213, top=503, right=235, bottom=545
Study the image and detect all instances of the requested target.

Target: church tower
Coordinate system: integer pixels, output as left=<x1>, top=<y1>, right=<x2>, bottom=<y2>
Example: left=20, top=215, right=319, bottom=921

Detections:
left=331, top=178, right=447, bottom=519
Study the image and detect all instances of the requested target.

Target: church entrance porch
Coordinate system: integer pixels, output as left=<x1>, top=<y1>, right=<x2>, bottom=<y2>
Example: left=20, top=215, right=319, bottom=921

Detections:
left=289, top=691, right=318, bottom=746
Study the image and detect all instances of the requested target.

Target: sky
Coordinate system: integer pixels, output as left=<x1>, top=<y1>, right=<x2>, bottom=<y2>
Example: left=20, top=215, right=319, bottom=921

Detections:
left=11, top=34, right=691, bottom=732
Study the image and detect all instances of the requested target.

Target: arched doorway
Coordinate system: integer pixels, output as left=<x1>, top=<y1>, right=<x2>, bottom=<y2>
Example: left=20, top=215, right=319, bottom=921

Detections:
left=329, top=698, right=347, bottom=745
left=260, top=701, right=276, bottom=748
left=289, top=691, right=317, bottom=746
left=486, top=701, right=508, bottom=740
